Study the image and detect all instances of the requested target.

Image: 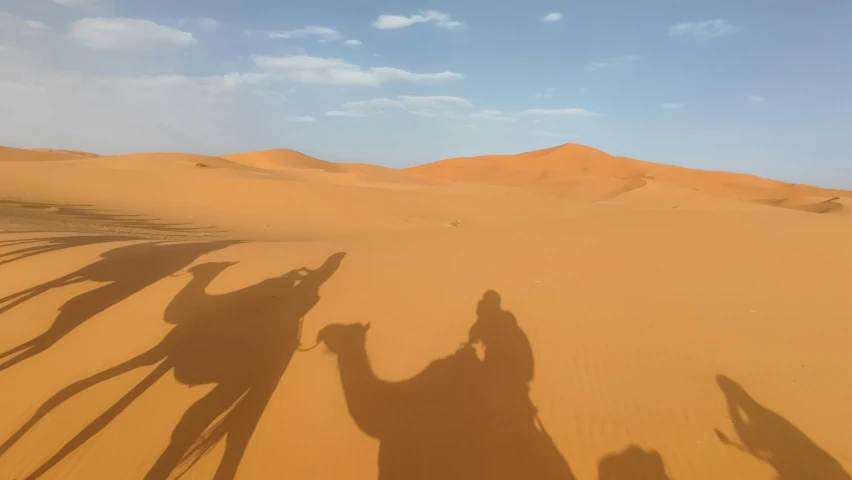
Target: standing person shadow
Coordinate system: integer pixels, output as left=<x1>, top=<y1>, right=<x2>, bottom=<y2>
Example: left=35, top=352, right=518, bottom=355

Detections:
left=0, top=252, right=345, bottom=480
left=315, top=290, right=575, bottom=480
left=597, top=445, right=672, bottom=480
left=714, top=374, right=851, bottom=480
left=0, top=240, right=241, bottom=373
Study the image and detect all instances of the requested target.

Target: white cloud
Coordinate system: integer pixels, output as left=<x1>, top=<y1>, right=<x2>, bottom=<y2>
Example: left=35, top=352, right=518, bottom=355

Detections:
left=344, top=39, right=362, bottom=46
left=329, top=95, right=473, bottom=118
left=662, top=103, right=684, bottom=110
left=53, top=0, right=111, bottom=9
left=254, top=89, right=288, bottom=102
left=326, top=109, right=369, bottom=117
left=268, top=26, right=341, bottom=42
left=70, top=18, right=198, bottom=51
left=530, top=130, right=578, bottom=139
left=252, top=54, right=463, bottom=86
left=540, top=13, right=563, bottom=23
left=372, top=10, right=465, bottom=30
left=520, top=108, right=601, bottom=117
left=585, top=54, right=641, bottom=72
left=747, top=95, right=765, bottom=103
left=669, top=19, right=740, bottom=38
left=468, top=109, right=514, bottom=122
left=284, top=115, right=316, bottom=123
left=178, top=17, right=221, bottom=32
left=0, top=46, right=258, bottom=153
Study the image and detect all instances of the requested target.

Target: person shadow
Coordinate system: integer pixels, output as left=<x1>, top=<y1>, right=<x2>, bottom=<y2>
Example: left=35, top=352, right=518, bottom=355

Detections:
left=597, top=445, right=672, bottom=480
left=0, top=240, right=241, bottom=372
left=315, top=290, right=575, bottom=480
left=0, top=252, right=346, bottom=480
left=714, top=374, right=851, bottom=480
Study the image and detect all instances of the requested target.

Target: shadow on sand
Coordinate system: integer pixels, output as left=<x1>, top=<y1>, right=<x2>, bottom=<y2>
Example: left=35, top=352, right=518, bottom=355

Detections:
left=597, top=445, right=672, bottom=480
left=715, top=374, right=851, bottom=480
left=315, top=290, right=575, bottom=480
left=0, top=199, right=224, bottom=236
left=0, top=240, right=242, bottom=373
left=0, top=252, right=345, bottom=480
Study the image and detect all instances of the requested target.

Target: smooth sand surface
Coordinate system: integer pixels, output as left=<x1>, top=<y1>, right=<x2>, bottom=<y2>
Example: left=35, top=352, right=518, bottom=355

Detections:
left=1, top=143, right=850, bottom=480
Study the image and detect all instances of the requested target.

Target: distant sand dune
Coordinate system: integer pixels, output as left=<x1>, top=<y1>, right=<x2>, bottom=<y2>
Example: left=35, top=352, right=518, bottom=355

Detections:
left=404, top=143, right=851, bottom=209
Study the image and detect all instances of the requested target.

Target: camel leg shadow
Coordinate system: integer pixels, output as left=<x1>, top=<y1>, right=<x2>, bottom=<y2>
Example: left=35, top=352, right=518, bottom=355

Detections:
left=0, top=346, right=166, bottom=459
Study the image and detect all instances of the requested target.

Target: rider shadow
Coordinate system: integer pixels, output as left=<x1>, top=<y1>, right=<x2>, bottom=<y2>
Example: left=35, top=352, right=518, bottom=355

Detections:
left=715, top=374, right=851, bottom=480
left=0, top=240, right=242, bottom=373
left=597, top=445, right=672, bottom=480
left=316, top=290, right=575, bottom=480
left=0, top=252, right=346, bottom=480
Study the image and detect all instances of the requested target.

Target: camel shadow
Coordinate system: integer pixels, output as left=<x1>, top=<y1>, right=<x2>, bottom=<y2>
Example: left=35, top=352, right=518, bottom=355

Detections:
left=597, top=445, right=672, bottom=480
left=0, top=251, right=345, bottom=480
left=316, top=290, right=575, bottom=480
left=0, top=240, right=242, bottom=373
left=715, top=374, right=851, bottom=480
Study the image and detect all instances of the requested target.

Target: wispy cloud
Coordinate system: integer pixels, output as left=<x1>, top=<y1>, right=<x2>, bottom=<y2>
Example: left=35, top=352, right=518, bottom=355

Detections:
left=24, top=20, right=50, bottom=31
left=520, top=108, right=601, bottom=117
left=669, top=19, right=740, bottom=38
left=268, top=26, right=341, bottom=42
left=0, top=13, right=51, bottom=36
left=53, top=0, right=112, bottom=11
left=344, top=39, right=362, bottom=46
left=585, top=54, right=641, bottom=72
left=539, top=12, right=563, bottom=23
left=535, top=87, right=555, bottom=98
left=372, top=10, right=465, bottom=30
left=530, top=130, right=578, bottom=139
left=747, top=94, right=765, bottom=103
left=70, top=18, right=198, bottom=51
left=252, top=55, right=464, bottom=86
left=328, top=95, right=473, bottom=118
left=326, top=110, right=369, bottom=117
left=662, top=103, right=684, bottom=110
left=178, top=17, right=221, bottom=32
left=284, top=115, right=316, bottom=123
left=468, top=109, right=514, bottom=122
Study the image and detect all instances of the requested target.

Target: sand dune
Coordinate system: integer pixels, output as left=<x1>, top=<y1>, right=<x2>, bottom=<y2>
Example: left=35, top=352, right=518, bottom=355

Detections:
left=1, top=142, right=851, bottom=479
left=222, top=149, right=348, bottom=173
left=405, top=143, right=851, bottom=211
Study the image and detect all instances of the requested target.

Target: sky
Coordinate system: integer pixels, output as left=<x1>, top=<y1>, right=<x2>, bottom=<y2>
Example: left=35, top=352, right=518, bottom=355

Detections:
left=1, top=0, right=851, bottom=188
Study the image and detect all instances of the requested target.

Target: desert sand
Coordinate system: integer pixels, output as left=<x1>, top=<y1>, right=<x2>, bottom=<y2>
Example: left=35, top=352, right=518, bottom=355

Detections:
left=0, top=143, right=850, bottom=480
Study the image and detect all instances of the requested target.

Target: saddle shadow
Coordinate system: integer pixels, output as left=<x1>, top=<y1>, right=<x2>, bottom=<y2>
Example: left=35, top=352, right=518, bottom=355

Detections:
left=317, top=290, right=575, bottom=480
left=0, top=252, right=345, bottom=480
left=715, top=374, right=851, bottom=480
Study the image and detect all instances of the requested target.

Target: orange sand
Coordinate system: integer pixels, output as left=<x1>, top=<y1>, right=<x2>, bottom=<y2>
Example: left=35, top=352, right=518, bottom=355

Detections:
left=1, top=144, right=850, bottom=480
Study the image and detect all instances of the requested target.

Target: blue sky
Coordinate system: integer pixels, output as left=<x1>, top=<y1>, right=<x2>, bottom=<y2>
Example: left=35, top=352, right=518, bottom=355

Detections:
left=1, top=0, right=851, bottom=187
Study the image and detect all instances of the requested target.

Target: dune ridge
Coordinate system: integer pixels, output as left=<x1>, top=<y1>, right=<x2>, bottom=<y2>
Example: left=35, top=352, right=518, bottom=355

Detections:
left=2, top=143, right=849, bottom=216
left=404, top=143, right=852, bottom=207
